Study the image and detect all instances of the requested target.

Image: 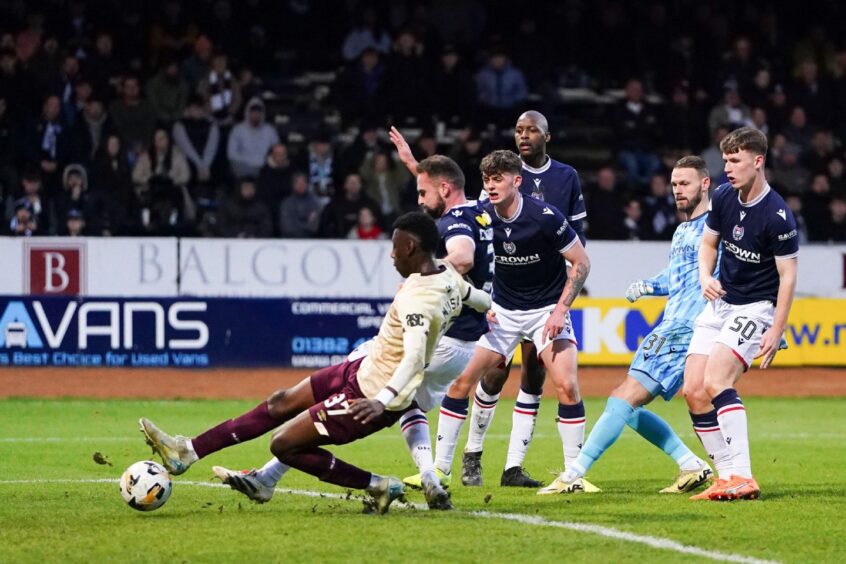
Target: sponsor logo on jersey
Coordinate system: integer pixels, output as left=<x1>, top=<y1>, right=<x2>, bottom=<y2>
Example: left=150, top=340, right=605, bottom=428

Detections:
left=723, top=240, right=761, bottom=263
left=732, top=225, right=744, bottom=241
left=479, top=228, right=494, bottom=241
left=494, top=253, right=541, bottom=265
left=447, top=222, right=471, bottom=232
left=503, top=241, right=517, bottom=255
left=778, top=229, right=797, bottom=241
left=777, top=209, right=787, bottom=221
left=556, top=220, right=570, bottom=236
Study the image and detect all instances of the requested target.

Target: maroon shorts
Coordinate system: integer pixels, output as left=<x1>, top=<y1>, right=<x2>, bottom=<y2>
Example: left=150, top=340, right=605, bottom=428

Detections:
left=307, top=357, right=407, bottom=445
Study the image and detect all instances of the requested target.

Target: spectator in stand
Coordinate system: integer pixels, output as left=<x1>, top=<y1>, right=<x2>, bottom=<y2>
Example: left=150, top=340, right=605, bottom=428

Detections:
left=334, top=47, right=386, bottom=127
left=782, top=106, right=812, bottom=151
left=0, top=48, right=39, bottom=123
left=257, top=143, right=293, bottom=229
left=823, top=196, right=846, bottom=241
left=827, top=157, right=845, bottom=193
left=84, top=32, right=123, bottom=101
left=721, top=36, right=762, bottom=97
left=750, top=107, right=769, bottom=136
left=790, top=60, right=833, bottom=127
left=198, top=51, right=242, bottom=128
left=217, top=176, right=273, bottom=238
left=11, top=168, right=52, bottom=235
left=802, top=129, right=836, bottom=175
left=661, top=82, right=707, bottom=153
left=745, top=67, right=773, bottom=111
left=148, top=0, right=199, bottom=69
left=318, top=173, right=380, bottom=238
left=613, top=78, right=661, bottom=188
left=138, top=178, right=196, bottom=237
left=384, top=29, right=432, bottom=125
left=341, top=7, right=391, bottom=62
left=803, top=173, right=832, bottom=241
left=172, top=95, right=220, bottom=200
left=701, top=126, right=730, bottom=186
left=279, top=172, right=321, bottom=238
left=55, top=55, right=82, bottom=126
left=432, top=44, right=476, bottom=127
left=642, top=173, right=677, bottom=240
left=182, top=35, right=213, bottom=91
left=0, top=96, right=17, bottom=201
left=132, top=127, right=192, bottom=211
left=146, top=54, right=190, bottom=124
left=449, top=127, right=488, bottom=200
left=475, top=48, right=529, bottom=126
left=347, top=206, right=385, bottom=239
left=770, top=135, right=810, bottom=193
left=784, top=194, right=809, bottom=244
left=67, top=94, right=114, bottom=166
left=63, top=208, right=86, bottom=236
left=622, top=196, right=644, bottom=240
left=90, top=134, right=137, bottom=235
left=29, top=35, right=63, bottom=99
left=109, top=75, right=157, bottom=157
left=24, top=95, right=66, bottom=198
left=336, top=121, right=389, bottom=181
left=308, top=131, right=336, bottom=204
left=9, top=199, right=37, bottom=236
left=707, top=83, right=752, bottom=134
left=227, top=97, right=279, bottom=179
left=584, top=166, right=624, bottom=239
left=56, top=164, right=102, bottom=234
left=359, top=150, right=409, bottom=225
left=832, top=47, right=846, bottom=141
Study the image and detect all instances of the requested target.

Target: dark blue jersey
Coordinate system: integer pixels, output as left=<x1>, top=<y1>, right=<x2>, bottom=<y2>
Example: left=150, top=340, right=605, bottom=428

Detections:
left=482, top=195, right=579, bottom=310
left=706, top=183, right=799, bottom=305
left=520, top=157, right=587, bottom=244
left=437, top=202, right=494, bottom=341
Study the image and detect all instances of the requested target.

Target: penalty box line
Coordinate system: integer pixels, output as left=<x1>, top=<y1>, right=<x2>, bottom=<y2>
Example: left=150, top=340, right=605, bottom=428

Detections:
left=0, top=478, right=778, bottom=564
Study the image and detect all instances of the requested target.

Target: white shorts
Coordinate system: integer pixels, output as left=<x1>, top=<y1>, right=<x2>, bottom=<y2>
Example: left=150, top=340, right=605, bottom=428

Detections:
left=477, top=302, right=577, bottom=361
left=687, top=298, right=774, bottom=369
left=346, top=336, right=475, bottom=412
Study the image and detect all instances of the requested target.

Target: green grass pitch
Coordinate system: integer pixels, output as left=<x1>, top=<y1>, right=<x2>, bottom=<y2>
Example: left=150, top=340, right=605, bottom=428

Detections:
left=0, top=397, right=843, bottom=563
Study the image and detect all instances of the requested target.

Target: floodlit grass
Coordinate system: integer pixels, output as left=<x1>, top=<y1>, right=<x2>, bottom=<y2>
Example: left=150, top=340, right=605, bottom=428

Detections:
left=1, top=398, right=844, bottom=563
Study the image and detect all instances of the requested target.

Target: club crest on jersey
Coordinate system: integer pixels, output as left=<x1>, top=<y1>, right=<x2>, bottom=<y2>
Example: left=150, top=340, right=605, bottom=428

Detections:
left=475, top=211, right=492, bottom=227
left=732, top=224, right=744, bottom=241
left=504, top=227, right=512, bottom=238
left=503, top=241, right=517, bottom=255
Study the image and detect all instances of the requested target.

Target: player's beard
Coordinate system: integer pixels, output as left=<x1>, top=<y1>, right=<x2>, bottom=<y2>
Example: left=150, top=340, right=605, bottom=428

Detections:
left=678, top=193, right=702, bottom=216
left=421, top=196, right=446, bottom=219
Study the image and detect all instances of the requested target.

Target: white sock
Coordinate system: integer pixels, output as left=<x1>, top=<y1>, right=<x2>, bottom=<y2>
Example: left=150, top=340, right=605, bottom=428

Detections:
left=434, top=396, right=468, bottom=475
left=677, top=452, right=706, bottom=472
left=691, top=411, right=733, bottom=480
left=556, top=402, right=586, bottom=472
left=504, top=389, right=541, bottom=470
left=254, top=457, right=290, bottom=488
left=183, top=439, right=200, bottom=463
left=400, top=408, right=435, bottom=479
left=714, top=390, right=752, bottom=478
left=464, top=383, right=500, bottom=453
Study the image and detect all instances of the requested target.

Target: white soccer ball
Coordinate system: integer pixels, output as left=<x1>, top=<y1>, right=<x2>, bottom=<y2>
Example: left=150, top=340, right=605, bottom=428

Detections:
left=120, top=461, right=173, bottom=512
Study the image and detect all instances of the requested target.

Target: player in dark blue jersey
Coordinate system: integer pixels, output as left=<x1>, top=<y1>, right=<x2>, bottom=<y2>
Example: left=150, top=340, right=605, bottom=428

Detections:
left=686, top=127, right=799, bottom=502
left=434, top=150, right=594, bottom=491
left=462, top=111, right=589, bottom=488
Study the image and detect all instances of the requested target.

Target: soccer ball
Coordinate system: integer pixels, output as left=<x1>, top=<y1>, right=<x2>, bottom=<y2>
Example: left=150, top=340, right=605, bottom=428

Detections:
left=120, top=461, right=172, bottom=512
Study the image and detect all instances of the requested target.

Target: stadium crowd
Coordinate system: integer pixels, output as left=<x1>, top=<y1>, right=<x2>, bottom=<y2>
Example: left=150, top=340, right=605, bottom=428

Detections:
left=0, top=0, right=845, bottom=241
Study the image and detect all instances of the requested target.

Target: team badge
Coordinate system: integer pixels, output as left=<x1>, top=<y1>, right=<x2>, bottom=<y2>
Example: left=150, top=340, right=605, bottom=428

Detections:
left=503, top=241, right=517, bottom=255
left=732, top=224, right=744, bottom=241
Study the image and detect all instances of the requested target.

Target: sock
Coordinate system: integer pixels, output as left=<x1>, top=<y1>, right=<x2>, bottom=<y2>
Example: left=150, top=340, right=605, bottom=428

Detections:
left=556, top=401, right=588, bottom=473
left=254, top=457, right=290, bottom=488
left=464, top=383, right=500, bottom=453
left=627, top=408, right=703, bottom=471
left=690, top=410, right=732, bottom=479
left=281, top=448, right=371, bottom=489
left=569, top=397, right=629, bottom=476
left=400, top=408, right=435, bottom=480
left=192, top=402, right=280, bottom=459
left=712, top=388, right=752, bottom=478
left=503, top=388, right=541, bottom=470
left=434, top=395, right=468, bottom=474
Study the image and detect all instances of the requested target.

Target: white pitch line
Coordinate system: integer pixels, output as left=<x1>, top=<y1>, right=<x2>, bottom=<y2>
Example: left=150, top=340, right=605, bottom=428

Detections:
left=0, top=478, right=778, bottom=564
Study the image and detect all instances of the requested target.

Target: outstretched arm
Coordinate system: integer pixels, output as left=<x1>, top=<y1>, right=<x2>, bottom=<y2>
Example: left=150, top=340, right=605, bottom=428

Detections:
left=389, top=126, right=419, bottom=177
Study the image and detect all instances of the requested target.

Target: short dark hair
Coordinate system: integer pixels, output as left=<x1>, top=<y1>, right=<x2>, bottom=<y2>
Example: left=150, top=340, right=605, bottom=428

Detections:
left=416, top=155, right=465, bottom=190
left=480, top=149, right=521, bottom=177
left=393, top=211, right=439, bottom=254
left=720, top=127, right=768, bottom=157
left=674, top=155, right=709, bottom=178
